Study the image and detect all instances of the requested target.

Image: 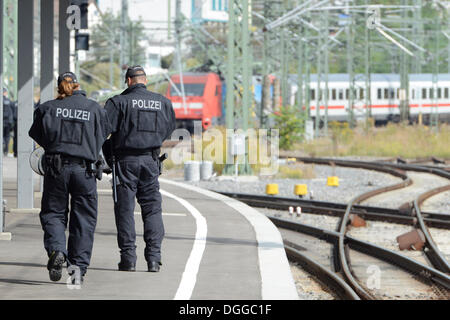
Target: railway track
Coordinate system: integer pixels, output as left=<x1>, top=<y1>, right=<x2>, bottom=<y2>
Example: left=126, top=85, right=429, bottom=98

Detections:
left=219, top=192, right=450, bottom=229
left=218, top=157, right=450, bottom=299
left=273, top=216, right=449, bottom=299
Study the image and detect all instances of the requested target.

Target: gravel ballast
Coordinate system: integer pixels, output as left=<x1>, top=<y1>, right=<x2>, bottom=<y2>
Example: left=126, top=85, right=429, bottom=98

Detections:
left=190, top=165, right=401, bottom=203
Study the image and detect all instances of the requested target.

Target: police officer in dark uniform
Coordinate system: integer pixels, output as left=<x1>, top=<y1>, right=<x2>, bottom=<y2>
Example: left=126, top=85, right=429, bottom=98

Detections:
left=104, top=66, right=175, bottom=272
left=2, top=88, right=14, bottom=155
left=29, top=72, right=110, bottom=283
left=12, top=99, right=18, bottom=157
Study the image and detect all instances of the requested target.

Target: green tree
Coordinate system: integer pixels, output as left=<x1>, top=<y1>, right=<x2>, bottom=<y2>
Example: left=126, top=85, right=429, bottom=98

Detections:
left=89, top=11, right=147, bottom=67
left=79, top=61, right=122, bottom=97
left=271, top=106, right=305, bottom=150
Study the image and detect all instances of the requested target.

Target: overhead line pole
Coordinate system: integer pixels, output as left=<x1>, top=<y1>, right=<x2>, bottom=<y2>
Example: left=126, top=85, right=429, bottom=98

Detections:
left=364, top=0, right=372, bottom=123
left=225, top=0, right=235, bottom=132
left=296, top=25, right=304, bottom=116
left=315, top=12, right=323, bottom=138
left=175, top=0, right=186, bottom=115
left=346, top=1, right=355, bottom=128
left=120, top=0, right=128, bottom=87
left=399, top=0, right=410, bottom=123
left=324, top=6, right=329, bottom=136
left=305, top=10, right=311, bottom=122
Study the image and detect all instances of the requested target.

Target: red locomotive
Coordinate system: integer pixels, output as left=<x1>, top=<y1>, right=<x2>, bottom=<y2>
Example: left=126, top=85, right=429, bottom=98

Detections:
left=166, top=72, right=223, bottom=131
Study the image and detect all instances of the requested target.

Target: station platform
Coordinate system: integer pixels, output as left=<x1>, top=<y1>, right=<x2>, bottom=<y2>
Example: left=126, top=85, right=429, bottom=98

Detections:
left=0, top=158, right=298, bottom=300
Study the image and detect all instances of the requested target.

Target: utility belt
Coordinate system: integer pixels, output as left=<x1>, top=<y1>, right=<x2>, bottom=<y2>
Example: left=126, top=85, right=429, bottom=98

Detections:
left=113, top=148, right=166, bottom=175
left=115, top=148, right=161, bottom=160
left=44, top=154, right=103, bottom=180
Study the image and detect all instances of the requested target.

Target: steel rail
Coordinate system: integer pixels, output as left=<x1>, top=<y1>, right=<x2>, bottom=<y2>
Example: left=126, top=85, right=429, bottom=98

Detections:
left=292, top=157, right=450, bottom=179
left=284, top=241, right=360, bottom=300
left=271, top=216, right=450, bottom=294
left=412, top=185, right=450, bottom=273
left=336, top=177, right=411, bottom=299
left=218, top=192, right=450, bottom=229
left=276, top=157, right=450, bottom=296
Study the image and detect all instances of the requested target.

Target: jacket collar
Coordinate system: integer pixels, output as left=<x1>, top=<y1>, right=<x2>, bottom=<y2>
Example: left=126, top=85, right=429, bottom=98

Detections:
left=121, top=83, right=147, bottom=95
left=72, top=90, right=87, bottom=97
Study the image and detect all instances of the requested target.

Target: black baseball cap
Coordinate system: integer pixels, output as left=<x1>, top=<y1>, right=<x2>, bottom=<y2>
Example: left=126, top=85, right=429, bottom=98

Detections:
left=125, top=65, right=146, bottom=83
left=57, top=71, right=78, bottom=86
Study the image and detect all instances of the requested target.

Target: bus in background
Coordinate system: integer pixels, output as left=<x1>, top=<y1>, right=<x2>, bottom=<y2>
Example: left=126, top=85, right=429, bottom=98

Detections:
left=166, top=72, right=223, bottom=132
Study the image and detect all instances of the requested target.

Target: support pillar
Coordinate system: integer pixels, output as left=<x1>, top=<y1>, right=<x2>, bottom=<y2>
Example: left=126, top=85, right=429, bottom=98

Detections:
left=59, top=0, right=70, bottom=74
left=17, top=0, right=34, bottom=209
left=41, top=0, right=54, bottom=103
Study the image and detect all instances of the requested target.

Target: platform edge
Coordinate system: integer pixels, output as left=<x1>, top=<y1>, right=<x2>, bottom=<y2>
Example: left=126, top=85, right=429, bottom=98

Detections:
left=159, top=178, right=299, bottom=300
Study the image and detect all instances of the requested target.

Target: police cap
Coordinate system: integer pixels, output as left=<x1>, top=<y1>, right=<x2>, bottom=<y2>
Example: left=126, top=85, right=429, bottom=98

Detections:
left=125, top=65, right=147, bottom=83
left=57, top=71, right=78, bottom=86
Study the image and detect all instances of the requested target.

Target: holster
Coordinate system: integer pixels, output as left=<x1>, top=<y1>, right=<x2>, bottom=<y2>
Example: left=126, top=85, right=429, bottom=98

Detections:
left=86, top=158, right=104, bottom=181
left=157, top=152, right=168, bottom=176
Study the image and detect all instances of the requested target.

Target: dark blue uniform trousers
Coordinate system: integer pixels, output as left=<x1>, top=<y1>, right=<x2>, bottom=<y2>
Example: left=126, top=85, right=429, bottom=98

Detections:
left=40, top=163, right=97, bottom=275
left=115, top=154, right=164, bottom=264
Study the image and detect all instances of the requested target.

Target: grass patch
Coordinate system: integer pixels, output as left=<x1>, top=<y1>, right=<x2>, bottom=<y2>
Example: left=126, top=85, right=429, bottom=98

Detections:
left=297, top=123, right=450, bottom=159
left=274, top=163, right=316, bottom=179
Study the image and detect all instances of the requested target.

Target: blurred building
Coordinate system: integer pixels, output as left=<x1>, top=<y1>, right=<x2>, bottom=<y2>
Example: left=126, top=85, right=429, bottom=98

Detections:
left=90, top=0, right=229, bottom=74
left=191, top=0, right=229, bottom=23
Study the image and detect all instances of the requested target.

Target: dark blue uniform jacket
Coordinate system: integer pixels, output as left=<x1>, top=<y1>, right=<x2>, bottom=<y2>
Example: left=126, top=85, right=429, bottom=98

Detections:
left=29, top=90, right=111, bottom=162
left=104, top=83, right=176, bottom=153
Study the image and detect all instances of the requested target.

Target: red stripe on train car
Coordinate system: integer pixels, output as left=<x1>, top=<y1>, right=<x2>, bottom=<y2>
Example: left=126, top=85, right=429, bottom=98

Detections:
left=304, top=103, right=450, bottom=110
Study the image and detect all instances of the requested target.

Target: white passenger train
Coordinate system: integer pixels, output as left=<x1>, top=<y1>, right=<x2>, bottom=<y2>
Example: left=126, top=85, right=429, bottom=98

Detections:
left=290, top=74, right=450, bottom=124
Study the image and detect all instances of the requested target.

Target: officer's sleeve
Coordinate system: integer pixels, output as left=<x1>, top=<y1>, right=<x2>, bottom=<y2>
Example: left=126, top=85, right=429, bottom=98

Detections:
left=104, top=98, right=121, bottom=134
left=28, top=106, right=45, bottom=147
left=164, top=99, right=176, bottom=141
left=100, top=107, right=112, bottom=140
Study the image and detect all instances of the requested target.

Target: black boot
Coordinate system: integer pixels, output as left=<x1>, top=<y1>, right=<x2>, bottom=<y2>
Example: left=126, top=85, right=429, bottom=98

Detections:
left=47, top=251, right=66, bottom=282
left=118, top=260, right=136, bottom=272
left=147, top=261, right=161, bottom=272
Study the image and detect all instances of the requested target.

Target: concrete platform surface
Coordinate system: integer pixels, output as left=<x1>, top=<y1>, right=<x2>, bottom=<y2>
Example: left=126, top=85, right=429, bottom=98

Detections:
left=0, top=158, right=297, bottom=300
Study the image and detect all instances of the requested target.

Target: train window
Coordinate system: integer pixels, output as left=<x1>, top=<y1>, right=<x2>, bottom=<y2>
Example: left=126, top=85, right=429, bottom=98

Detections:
left=429, top=88, right=434, bottom=99
left=377, top=88, right=381, bottom=99
left=384, top=88, right=388, bottom=99
left=445, top=88, right=449, bottom=99
left=396, top=88, right=399, bottom=99
left=422, top=88, right=427, bottom=99
left=389, top=89, right=395, bottom=99
left=170, top=83, right=206, bottom=97
left=345, top=89, right=349, bottom=99
left=338, top=89, right=344, bottom=100
left=411, top=89, right=416, bottom=99
left=438, top=88, right=442, bottom=99
left=310, top=89, right=315, bottom=100
left=359, top=88, right=364, bottom=99
left=331, top=89, right=336, bottom=100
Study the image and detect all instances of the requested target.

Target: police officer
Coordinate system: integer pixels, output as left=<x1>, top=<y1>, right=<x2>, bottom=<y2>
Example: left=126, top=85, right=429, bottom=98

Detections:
left=12, top=99, right=18, bottom=157
left=29, top=72, right=110, bottom=283
left=2, top=88, right=14, bottom=155
left=104, top=66, right=175, bottom=272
